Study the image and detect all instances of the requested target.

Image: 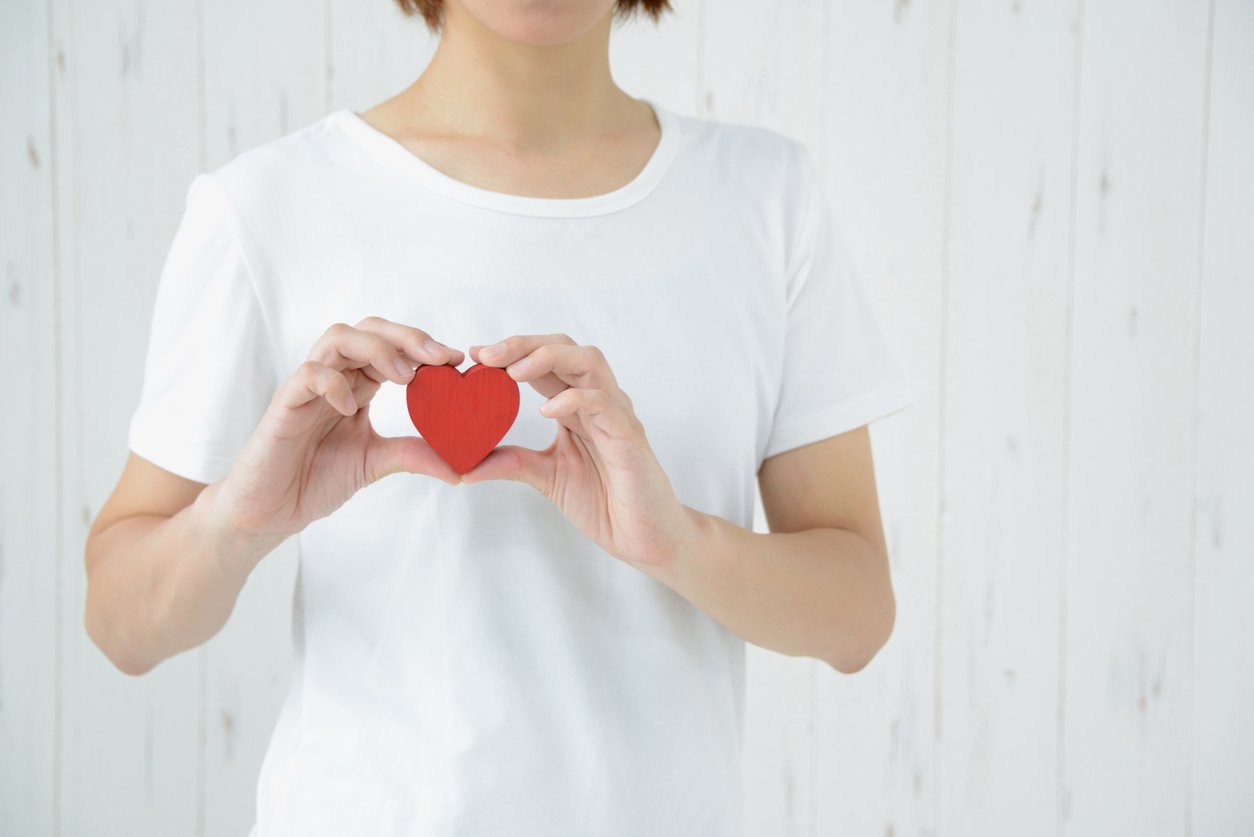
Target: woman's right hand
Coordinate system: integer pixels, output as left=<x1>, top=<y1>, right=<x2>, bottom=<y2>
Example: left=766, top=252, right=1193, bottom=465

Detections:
left=208, top=316, right=464, bottom=549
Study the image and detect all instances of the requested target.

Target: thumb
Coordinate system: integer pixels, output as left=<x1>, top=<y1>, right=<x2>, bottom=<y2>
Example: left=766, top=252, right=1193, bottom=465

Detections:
left=366, top=434, right=463, bottom=486
left=459, top=444, right=552, bottom=493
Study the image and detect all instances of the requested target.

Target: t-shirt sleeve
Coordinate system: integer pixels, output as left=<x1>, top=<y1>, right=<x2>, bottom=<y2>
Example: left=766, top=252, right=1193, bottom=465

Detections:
left=127, top=173, right=279, bottom=484
left=761, top=144, right=915, bottom=462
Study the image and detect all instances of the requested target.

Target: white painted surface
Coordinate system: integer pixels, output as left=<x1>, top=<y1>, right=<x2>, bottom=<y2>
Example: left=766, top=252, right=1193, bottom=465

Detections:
left=1, top=1, right=1251, bottom=835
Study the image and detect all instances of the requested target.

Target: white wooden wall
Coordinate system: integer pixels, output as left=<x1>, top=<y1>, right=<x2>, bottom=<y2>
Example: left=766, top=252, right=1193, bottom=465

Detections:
left=2, top=1, right=1251, bottom=835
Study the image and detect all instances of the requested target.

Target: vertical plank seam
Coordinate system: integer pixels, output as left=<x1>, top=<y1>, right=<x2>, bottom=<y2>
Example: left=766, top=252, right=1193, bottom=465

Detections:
left=64, top=0, right=82, bottom=828
left=45, top=0, right=64, bottom=833
left=195, top=0, right=206, bottom=172
left=57, top=0, right=85, bottom=827
left=194, top=0, right=208, bottom=833
left=935, top=0, right=959, bottom=832
left=808, top=661, right=817, bottom=837
left=1058, top=0, right=1087, bottom=833
left=324, top=0, right=333, bottom=113
left=811, top=6, right=829, bottom=831
left=695, top=0, right=705, bottom=116
left=1185, top=3, right=1217, bottom=836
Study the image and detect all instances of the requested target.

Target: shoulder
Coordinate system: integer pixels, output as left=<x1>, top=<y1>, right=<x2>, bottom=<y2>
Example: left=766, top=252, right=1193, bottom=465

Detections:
left=665, top=108, right=820, bottom=265
left=668, top=108, right=814, bottom=188
left=185, top=111, right=371, bottom=266
left=665, top=108, right=817, bottom=235
left=200, top=111, right=359, bottom=213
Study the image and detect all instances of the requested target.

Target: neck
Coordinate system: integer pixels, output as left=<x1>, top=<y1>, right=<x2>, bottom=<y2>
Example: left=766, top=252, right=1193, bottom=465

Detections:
left=392, top=3, right=639, bottom=153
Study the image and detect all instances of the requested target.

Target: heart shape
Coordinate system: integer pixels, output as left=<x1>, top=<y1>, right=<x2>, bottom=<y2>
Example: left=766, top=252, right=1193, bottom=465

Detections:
left=406, top=363, right=521, bottom=474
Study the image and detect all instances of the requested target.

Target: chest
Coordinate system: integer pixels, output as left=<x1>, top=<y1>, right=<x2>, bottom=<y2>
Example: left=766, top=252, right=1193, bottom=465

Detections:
left=259, top=197, right=788, bottom=499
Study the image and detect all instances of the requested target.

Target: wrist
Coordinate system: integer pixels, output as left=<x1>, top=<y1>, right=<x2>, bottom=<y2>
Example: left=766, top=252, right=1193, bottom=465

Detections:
left=638, top=504, right=717, bottom=591
left=191, top=479, right=284, bottom=578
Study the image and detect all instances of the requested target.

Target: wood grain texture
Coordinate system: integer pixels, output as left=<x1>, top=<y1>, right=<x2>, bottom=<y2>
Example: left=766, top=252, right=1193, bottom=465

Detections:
left=0, top=2, right=58, bottom=835
left=939, top=1, right=1076, bottom=834
left=1192, top=2, right=1253, bottom=835
left=2, top=0, right=1252, bottom=834
left=327, top=0, right=434, bottom=113
left=406, top=363, right=521, bottom=474
left=49, top=1, right=204, bottom=834
left=1064, top=1, right=1212, bottom=834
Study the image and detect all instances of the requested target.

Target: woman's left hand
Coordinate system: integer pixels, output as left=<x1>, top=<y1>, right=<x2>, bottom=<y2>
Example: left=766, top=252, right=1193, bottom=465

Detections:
left=459, top=333, right=695, bottom=568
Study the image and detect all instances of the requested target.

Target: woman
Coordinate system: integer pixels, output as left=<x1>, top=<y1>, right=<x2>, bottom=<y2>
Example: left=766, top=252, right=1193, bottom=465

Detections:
left=85, top=0, right=913, bottom=834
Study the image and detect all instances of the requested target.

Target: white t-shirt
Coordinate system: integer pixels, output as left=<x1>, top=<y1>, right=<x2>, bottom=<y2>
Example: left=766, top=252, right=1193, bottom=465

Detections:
left=128, top=97, right=913, bottom=837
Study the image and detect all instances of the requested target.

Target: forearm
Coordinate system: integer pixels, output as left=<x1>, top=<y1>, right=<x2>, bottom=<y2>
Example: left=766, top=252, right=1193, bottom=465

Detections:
left=641, top=505, right=896, bottom=673
left=84, top=480, right=277, bottom=675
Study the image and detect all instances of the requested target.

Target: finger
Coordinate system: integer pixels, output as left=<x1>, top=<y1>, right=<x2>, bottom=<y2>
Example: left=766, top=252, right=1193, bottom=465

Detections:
left=504, top=343, right=620, bottom=394
left=470, top=341, right=566, bottom=398
left=365, top=433, right=464, bottom=486
left=354, top=316, right=464, bottom=367
left=274, top=360, right=358, bottom=415
left=307, top=322, right=410, bottom=383
left=472, top=334, right=597, bottom=400
left=306, top=322, right=420, bottom=385
left=345, top=370, right=383, bottom=406
left=473, top=333, right=578, bottom=368
left=539, top=388, right=642, bottom=440
left=459, top=443, right=554, bottom=493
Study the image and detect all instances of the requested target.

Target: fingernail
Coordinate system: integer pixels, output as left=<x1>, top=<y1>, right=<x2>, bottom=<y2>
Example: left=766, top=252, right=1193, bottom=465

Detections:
left=482, top=341, right=506, bottom=358
left=393, top=357, right=413, bottom=379
left=424, top=338, right=449, bottom=358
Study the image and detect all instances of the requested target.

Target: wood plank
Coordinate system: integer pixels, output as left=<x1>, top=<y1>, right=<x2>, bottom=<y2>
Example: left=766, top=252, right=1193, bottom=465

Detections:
left=938, top=1, right=1077, bottom=833
left=327, top=0, right=435, bottom=112
left=11, top=2, right=1248, bottom=835
left=699, top=3, right=824, bottom=832
left=196, top=1, right=326, bottom=833
left=201, top=0, right=327, bottom=160
left=49, top=1, right=204, bottom=834
left=610, top=0, right=702, bottom=117
left=699, top=0, right=823, bottom=134
left=0, top=1, right=59, bottom=834
left=1192, top=1, right=1254, bottom=834
left=814, top=3, right=950, bottom=835
left=1063, top=1, right=1212, bottom=833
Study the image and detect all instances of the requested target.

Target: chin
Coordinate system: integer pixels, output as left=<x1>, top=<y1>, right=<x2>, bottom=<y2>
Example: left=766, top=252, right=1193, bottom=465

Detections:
left=456, top=0, right=617, bottom=46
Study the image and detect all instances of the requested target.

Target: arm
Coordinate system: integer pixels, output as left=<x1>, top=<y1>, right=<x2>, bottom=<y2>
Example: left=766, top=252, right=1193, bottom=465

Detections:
left=86, top=318, right=464, bottom=676
left=643, top=425, right=895, bottom=674
left=460, top=336, right=897, bottom=674
left=84, top=456, right=278, bottom=676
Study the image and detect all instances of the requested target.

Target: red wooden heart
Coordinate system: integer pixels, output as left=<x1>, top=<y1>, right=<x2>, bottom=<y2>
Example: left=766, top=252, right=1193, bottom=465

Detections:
left=406, top=363, right=521, bottom=474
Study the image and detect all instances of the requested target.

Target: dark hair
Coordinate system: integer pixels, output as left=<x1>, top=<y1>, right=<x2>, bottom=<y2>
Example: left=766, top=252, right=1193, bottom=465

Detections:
left=395, top=0, right=673, bottom=33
